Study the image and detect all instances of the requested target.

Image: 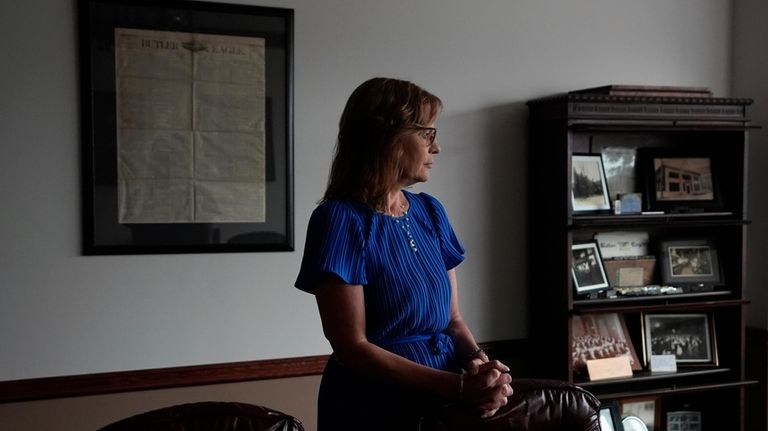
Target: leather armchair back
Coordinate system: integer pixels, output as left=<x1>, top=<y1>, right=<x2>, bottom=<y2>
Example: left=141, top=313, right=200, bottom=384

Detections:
left=98, top=401, right=305, bottom=431
left=418, top=378, right=600, bottom=431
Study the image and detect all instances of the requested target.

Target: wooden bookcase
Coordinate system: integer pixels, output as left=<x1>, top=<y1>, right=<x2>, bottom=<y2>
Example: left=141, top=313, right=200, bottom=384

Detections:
left=526, top=88, right=756, bottom=431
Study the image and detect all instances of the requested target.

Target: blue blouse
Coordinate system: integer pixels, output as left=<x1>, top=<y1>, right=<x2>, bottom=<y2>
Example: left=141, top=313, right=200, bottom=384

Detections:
left=295, top=190, right=465, bottom=371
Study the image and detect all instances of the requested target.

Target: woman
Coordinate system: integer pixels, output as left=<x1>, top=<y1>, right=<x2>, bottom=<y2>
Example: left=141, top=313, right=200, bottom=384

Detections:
left=295, top=77, right=512, bottom=429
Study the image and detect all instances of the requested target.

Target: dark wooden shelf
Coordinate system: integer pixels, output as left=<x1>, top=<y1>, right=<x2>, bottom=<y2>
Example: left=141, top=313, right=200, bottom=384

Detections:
left=592, top=379, right=758, bottom=400
left=570, top=213, right=748, bottom=229
left=577, top=366, right=732, bottom=388
left=567, top=121, right=757, bottom=132
left=572, top=295, right=748, bottom=313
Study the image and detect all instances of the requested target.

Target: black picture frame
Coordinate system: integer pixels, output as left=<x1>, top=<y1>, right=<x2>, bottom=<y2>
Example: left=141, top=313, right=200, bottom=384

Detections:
left=642, top=313, right=718, bottom=366
left=571, top=241, right=610, bottom=294
left=79, top=0, right=294, bottom=254
left=659, top=240, right=721, bottom=286
left=571, top=153, right=612, bottom=214
left=638, top=148, right=722, bottom=214
left=599, top=400, right=625, bottom=431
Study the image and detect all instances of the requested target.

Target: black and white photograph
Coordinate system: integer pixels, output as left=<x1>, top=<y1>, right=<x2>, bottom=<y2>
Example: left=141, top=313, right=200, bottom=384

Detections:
left=600, top=146, right=638, bottom=198
left=654, top=157, right=713, bottom=201
left=637, top=149, right=723, bottom=213
left=572, top=313, right=642, bottom=371
left=642, top=313, right=716, bottom=365
left=667, top=411, right=702, bottom=431
left=571, top=242, right=610, bottom=293
left=571, top=154, right=611, bottom=213
left=660, top=240, right=721, bottom=285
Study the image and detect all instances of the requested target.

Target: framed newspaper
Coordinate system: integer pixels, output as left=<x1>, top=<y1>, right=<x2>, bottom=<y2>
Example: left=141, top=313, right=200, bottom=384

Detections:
left=79, top=0, right=294, bottom=254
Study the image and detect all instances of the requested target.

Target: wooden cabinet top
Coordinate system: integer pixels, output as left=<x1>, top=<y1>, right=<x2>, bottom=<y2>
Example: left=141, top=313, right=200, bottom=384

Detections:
left=527, top=88, right=753, bottom=124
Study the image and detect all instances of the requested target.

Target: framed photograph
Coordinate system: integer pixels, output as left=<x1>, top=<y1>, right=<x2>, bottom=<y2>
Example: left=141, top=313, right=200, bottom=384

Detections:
left=571, top=242, right=610, bottom=293
left=667, top=410, right=701, bottom=431
left=638, top=148, right=722, bottom=213
left=659, top=240, right=721, bottom=286
left=599, top=400, right=623, bottom=431
left=572, top=154, right=611, bottom=213
left=572, top=312, right=642, bottom=372
left=600, top=146, right=638, bottom=198
left=642, top=313, right=717, bottom=365
left=621, top=396, right=660, bottom=431
left=79, top=0, right=294, bottom=254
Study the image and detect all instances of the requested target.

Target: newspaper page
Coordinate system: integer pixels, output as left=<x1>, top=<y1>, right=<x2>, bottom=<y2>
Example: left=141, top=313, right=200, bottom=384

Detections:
left=115, top=28, right=266, bottom=223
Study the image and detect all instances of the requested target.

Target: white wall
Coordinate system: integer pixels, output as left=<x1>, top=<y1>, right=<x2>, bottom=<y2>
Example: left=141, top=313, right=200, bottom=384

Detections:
left=0, top=0, right=735, bottom=381
left=733, top=0, right=768, bottom=330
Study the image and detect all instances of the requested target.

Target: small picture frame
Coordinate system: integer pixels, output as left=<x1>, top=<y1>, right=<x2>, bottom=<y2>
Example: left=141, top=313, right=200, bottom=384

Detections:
left=572, top=154, right=611, bottom=213
left=571, top=242, right=610, bottom=293
left=642, top=313, right=717, bottom=366
left=621, top=396, right=660, bottom=431
left=667, top=410, right=702, bottom=431
left=599, top=400, right=623, bottom=431
left=572, top=312, right=642, bottom=371
left=638, top=148, right=722, bottom=213
left=659, top=240, right=721, bottom=286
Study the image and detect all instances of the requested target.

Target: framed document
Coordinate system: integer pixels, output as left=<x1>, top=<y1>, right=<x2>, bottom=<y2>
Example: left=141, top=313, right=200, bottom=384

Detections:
left=79, top=0, right=294, bottom=254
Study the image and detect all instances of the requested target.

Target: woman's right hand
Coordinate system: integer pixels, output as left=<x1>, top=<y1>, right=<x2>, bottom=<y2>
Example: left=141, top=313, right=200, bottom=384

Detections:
left=461, top=360, right=514, bottom=417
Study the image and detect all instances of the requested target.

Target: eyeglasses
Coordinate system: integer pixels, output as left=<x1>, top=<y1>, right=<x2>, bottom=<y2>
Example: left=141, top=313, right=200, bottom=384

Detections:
left=409, top=125, right=437, bottom=145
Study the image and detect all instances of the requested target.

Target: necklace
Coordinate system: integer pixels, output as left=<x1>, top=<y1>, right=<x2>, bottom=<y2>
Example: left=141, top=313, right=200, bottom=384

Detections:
left=394, top=204, right=418, bottom=253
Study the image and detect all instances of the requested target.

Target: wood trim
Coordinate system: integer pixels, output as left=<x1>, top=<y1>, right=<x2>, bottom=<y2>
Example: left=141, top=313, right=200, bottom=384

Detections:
left=746, top=326, right=768, bottom=431
left=0, top=355, right=329, bottom=404
left=0, top=340, right=520, bottom=404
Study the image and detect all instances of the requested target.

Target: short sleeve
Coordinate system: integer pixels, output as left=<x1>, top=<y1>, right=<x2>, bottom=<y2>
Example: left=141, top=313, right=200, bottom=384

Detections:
left=294, top=201, right=368, bottom=293
left=420, top=193, right=465, bottom=270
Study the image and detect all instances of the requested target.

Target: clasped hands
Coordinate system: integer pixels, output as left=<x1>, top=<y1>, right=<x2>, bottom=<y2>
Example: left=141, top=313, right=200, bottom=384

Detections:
left=462, top=358, right=514, bottom=418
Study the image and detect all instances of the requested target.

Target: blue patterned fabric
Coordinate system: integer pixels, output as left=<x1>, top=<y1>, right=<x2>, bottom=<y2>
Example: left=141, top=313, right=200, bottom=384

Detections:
left=295, top=190, right=465, bottom=371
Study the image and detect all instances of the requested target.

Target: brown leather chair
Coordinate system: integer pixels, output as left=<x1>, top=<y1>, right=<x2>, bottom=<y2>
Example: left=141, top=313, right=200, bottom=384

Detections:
left=98, top=401, right=305, bottom=431
left=418, top=378, right=601, bottom=431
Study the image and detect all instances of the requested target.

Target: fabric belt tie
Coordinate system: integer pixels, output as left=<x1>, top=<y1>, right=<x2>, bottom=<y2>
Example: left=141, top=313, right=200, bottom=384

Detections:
left=376, top=332, right=451, bottom=355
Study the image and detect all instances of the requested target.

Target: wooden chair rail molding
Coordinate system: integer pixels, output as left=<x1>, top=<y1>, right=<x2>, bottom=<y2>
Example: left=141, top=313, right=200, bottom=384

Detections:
left=0, top=355, right=329, bottom=404
left=0, top=340, right=519, bottom=404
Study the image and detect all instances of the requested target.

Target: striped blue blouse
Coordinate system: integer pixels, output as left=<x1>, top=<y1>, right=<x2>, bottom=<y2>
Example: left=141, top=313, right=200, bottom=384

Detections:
left=295, top=190, right=465, bottom=371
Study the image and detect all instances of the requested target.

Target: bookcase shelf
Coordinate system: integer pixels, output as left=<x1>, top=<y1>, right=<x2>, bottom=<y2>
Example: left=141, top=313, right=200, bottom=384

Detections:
left=527, top=88, right=754, bottom=431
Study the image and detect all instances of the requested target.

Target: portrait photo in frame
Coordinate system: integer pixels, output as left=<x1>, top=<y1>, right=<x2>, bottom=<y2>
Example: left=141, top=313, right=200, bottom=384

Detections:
left=642, top=313, right=717, bottom=366
left=79, top=0, right=294, bottom=254
left=572, top=312, right=642, bottom=372
left=659, top=240, right=721, bottom=286
left=638, top=148, right=722, bottom=214
left=572, top=154, right=612, bottom=213
left=571, top=242, right=610, bottom=294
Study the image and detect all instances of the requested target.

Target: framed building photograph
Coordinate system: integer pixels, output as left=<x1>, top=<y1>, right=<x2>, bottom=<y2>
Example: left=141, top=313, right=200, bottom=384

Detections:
left=621, top=396, right=660, bottom=431
left=79, top=0, right=294, bottom=254
left=572, top=312, right=642, bottom=372
left=572, top=154, right=611, bottom=213
left=667, top=410, right=701, bottom=431
left=638, top=148, right=723, bottom=213
left=571, top=242, right=610, bottom=293
left=642, top=313, right=717, bottom=365
left=659, top=240, right=721, bottom=286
